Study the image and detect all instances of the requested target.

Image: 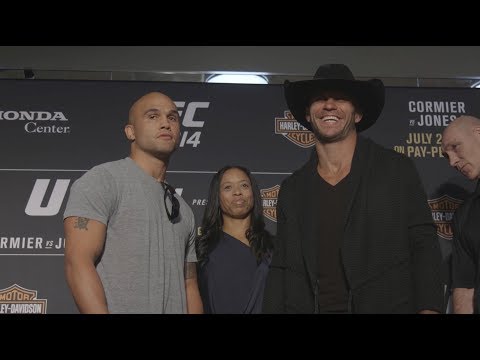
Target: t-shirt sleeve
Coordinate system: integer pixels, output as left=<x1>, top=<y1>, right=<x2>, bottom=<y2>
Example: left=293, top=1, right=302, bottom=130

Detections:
left=185, top=207, right=197, bottom=263
left=63, top=166, right=116, bottom=226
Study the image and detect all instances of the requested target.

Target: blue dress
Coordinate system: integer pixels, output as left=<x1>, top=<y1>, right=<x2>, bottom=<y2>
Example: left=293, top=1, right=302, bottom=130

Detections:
left=199, top=231, right=271, bottom=314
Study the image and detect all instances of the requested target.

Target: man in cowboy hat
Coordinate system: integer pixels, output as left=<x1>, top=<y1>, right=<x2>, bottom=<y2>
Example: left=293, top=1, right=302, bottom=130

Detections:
left=263, top=64, right=444, bottom=314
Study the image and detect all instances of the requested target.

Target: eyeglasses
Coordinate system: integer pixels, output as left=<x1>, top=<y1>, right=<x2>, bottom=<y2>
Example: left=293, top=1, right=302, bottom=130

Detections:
left=162, top=182, right=180, bottom=223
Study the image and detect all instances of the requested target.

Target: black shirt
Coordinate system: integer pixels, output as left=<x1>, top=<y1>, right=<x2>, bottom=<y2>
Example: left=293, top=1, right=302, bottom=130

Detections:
left=198, top=232, right=270, bottom=314
left=451, top=181, right=480, bottom=313
left=312, top=172, right=352, bottom=313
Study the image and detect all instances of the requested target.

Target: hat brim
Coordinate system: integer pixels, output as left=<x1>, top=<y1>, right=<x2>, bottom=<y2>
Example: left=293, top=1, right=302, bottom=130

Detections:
left=284, top=78, right=385, bottom=132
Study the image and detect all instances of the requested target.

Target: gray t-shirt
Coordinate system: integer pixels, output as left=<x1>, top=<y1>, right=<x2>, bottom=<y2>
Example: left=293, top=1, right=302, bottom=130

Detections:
left=63, top=157, right=197, bottom=314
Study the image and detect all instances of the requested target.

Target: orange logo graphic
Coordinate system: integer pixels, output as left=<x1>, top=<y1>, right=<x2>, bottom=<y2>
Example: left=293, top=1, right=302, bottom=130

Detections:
left=275, top=111, right=315, bottom=148
left=261, top=185, right=280, bottom=222
left=428, top=195, right=463, bottom=240
left=0, top=284, right=47, bottom=314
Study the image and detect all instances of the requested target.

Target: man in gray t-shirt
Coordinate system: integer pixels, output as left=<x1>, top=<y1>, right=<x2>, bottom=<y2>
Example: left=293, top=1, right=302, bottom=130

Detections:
left=63, top=91, right=203, bottom=314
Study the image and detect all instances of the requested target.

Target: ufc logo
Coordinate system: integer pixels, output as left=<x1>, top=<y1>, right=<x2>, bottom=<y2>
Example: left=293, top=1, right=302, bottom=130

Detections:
left=25, top=179, right=70, bottom=216
left=174, top=102, right=209, bottom=128
left=25, top=179, right=183, bottom=216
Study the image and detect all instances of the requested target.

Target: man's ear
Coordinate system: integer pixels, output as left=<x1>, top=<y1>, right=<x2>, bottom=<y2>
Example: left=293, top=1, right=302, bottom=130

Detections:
left=473, top=126, right=480, bottom=136
left=125, top=124, right=135, bottom=141
left=354, top=112, right=363, bottom=124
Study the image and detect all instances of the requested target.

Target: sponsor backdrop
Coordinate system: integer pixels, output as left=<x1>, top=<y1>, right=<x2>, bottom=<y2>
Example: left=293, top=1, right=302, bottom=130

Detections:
left=0, top=79, right=477, bottom=313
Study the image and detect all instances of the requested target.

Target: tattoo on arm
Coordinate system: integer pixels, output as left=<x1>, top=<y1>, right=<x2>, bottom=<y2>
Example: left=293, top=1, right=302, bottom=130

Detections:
left=74, top=217, right=90, bottom=230
left=184, top=262, right=197, bottom=279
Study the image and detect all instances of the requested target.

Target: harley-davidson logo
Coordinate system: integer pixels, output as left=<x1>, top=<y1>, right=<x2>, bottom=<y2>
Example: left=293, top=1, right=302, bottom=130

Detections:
left=261, top=184, right=280, bottom=222
left=428, top=195, right=464, bottom=240
left=275, top=111, right=315, bottom=148
left=0, top=284, right=47, bottom=314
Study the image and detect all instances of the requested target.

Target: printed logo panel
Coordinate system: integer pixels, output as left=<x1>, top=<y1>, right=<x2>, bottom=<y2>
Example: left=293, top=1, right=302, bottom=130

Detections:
left=174, top=101, right=210, bottom=148
left=0, top=110, right=71, bottom=135
left=0, top=284, right=47, bottom=314
left=428, top=195, right=464, bottom=240
left=260, top=184, right=280, bottom=222
left=275, top=111, right=314, bottom=148
left=0, top=171, right=85, bottom=255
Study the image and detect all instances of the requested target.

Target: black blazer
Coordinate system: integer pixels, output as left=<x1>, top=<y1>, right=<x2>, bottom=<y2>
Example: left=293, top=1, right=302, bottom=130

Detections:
left=263, top=136, right=445, bottom=313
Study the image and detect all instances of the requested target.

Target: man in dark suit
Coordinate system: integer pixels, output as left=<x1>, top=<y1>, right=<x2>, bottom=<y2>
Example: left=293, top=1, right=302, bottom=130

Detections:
left=263, top=64, right=444, bottom=313
left=442, top=115, right=480, bottom=313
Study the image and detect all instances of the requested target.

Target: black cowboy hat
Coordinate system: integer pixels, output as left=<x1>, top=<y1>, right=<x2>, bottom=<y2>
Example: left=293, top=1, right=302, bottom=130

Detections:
left=284, top=64, right=385, bottom=132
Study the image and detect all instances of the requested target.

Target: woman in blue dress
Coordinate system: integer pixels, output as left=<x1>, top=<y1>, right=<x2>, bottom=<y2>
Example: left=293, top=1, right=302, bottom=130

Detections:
left=196, top=165, right=274, bottom=314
